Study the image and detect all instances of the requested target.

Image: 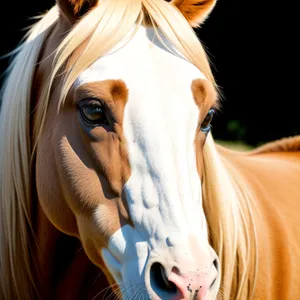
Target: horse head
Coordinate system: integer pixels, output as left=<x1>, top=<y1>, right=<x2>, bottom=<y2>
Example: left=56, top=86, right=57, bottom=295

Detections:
left=1, top=0, right=226, bottom=299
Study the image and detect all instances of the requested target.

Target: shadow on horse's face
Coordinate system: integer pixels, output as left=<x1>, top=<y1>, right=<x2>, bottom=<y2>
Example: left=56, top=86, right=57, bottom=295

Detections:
left=34, top=1, right=220, bottom=299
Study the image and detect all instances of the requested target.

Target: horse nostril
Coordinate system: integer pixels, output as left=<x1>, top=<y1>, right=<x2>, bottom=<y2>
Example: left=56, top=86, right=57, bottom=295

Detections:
left=150, top=263, right=177, bottom=293
left=213, top=258, right=219, bottom=271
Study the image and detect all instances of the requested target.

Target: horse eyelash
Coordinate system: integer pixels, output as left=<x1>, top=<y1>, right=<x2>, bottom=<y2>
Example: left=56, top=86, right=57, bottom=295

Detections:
left=77, top=97, right=109, bottom=109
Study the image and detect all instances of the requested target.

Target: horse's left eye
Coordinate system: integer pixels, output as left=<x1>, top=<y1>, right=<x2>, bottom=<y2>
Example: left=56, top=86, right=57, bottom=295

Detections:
left=200, top=108, right=215, bottom=133
left=78, top=99, right=109, bottom=125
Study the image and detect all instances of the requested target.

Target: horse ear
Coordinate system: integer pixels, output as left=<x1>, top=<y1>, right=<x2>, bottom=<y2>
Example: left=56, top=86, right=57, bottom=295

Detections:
left=57, top=0, right=99, bottom=24
left=172, top=0, right=217, bottom=27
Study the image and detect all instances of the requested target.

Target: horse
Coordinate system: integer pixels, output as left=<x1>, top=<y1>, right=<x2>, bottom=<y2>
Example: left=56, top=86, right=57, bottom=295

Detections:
left=0, top=0, right=300, bottom=299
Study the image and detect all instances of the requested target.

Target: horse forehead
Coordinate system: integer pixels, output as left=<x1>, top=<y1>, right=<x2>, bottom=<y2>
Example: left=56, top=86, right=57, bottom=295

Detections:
left=76, top=26, right=205, bottom=96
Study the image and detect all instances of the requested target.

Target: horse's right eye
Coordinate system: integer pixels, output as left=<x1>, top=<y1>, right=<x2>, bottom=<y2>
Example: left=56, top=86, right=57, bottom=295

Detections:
left=78, top=99, right=109, bottom=126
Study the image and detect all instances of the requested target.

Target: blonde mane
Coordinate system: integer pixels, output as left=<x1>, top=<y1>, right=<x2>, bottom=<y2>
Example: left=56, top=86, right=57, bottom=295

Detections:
left=0, top=7, right=59, bottom=300
left=0, top=1, right=257, bottom=300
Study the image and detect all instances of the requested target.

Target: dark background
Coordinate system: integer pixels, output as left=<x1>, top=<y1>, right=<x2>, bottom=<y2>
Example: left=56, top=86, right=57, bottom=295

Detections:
left=0, top=1, right=298, bottom=147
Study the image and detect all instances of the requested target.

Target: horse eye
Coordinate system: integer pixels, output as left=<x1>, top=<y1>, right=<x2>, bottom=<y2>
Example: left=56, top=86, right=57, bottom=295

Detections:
left=78, top=99, right=108, bottom=125
left=200, top=108, right=215, bottom=133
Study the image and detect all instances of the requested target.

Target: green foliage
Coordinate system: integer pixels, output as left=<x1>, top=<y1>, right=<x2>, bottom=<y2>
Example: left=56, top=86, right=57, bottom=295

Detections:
left=227, top=120, right=247, bottom=141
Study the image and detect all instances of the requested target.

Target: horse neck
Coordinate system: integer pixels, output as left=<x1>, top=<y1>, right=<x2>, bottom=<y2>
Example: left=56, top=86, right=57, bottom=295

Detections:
left=33, top=200, right=110, bottom=300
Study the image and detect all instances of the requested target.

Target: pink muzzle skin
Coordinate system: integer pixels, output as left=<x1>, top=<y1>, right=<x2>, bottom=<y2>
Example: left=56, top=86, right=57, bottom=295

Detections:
left=168, top=270, right=210, bottom=300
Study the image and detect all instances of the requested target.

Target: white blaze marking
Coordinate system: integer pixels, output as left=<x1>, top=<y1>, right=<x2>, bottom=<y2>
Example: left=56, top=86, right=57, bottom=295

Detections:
left=78, top=25, right=209, bottom=286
